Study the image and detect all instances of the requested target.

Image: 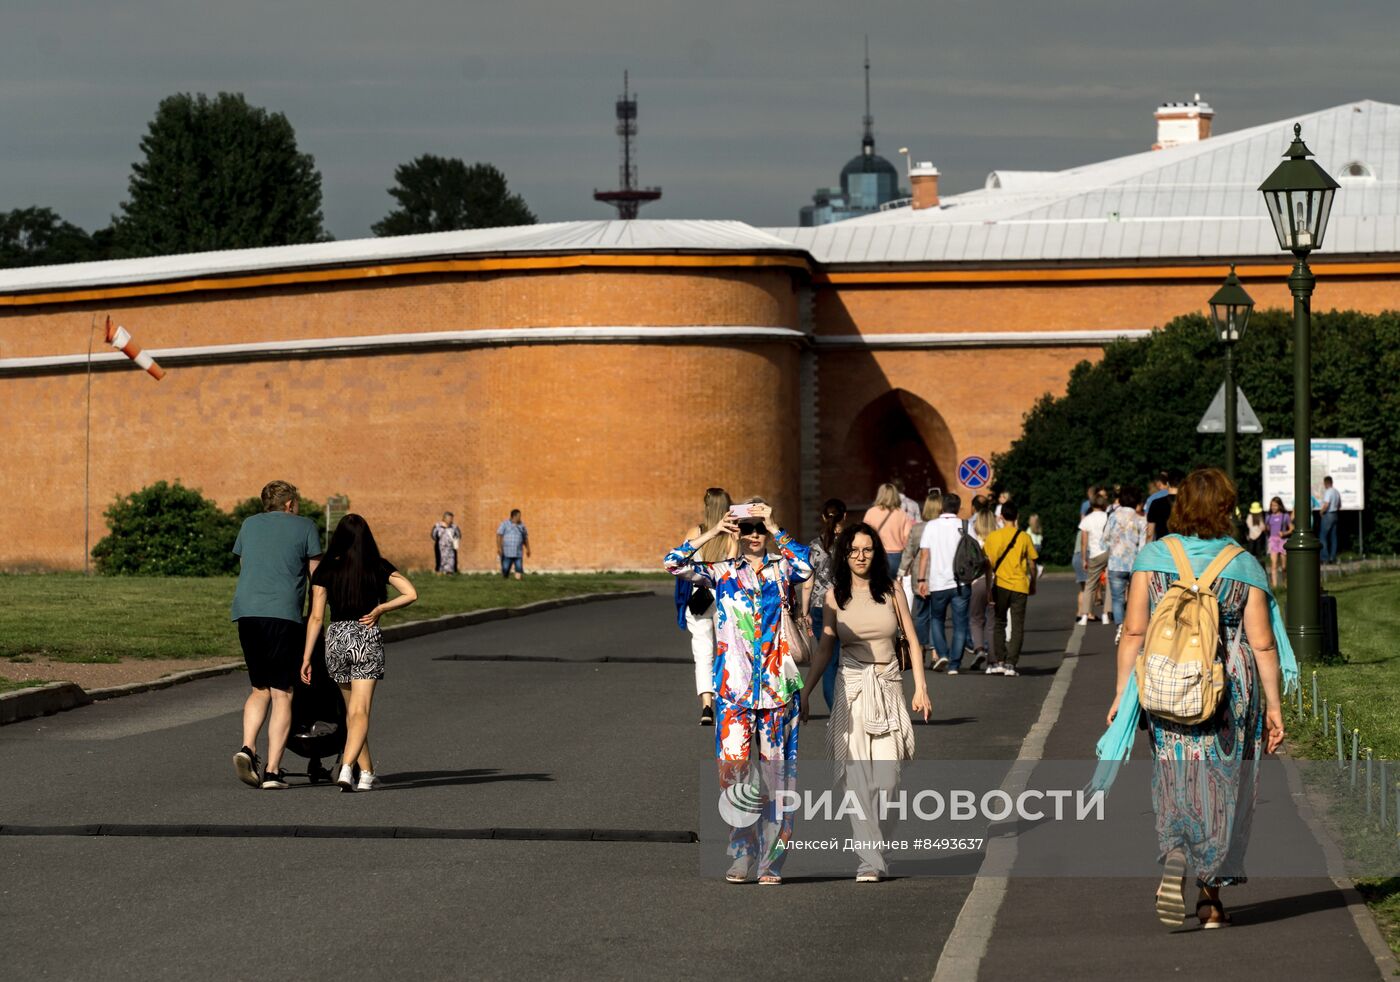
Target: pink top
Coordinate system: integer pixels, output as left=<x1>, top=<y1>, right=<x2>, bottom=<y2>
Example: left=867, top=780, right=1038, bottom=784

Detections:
left=863, top=506, right=914, bottom=554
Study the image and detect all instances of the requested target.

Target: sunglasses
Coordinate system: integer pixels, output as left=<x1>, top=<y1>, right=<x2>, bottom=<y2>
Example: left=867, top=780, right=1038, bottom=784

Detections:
left=737, top=522, right=769, bottom=536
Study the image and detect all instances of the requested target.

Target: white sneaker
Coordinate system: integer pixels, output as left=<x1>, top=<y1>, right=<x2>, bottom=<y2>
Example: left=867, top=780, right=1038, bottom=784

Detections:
left=984, top=664, right=1001, bottom=675
left=335, top=765, right=355, bottom=793
left=1077, top=615, right=1089, bottom=625
left=1002, top=667, right=1019, bottom=677
left=931, top=656, right=949, bottom=673
left=356, top=771, right=379, bottom=792
left=947, top=669, right=960, bottom=676
left=1101, top=613, right=1111, bottom=625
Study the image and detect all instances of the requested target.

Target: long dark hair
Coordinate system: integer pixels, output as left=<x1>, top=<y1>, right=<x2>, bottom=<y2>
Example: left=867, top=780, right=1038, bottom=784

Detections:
left=320, top=514, right=387, bottom=614
left=831, top=522, right=895, bottom=609
left=818, top=497, right=847, bottom=551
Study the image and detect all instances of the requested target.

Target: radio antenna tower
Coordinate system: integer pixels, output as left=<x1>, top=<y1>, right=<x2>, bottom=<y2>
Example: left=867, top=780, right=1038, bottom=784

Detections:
left=593, top=71, right=662, bottom=219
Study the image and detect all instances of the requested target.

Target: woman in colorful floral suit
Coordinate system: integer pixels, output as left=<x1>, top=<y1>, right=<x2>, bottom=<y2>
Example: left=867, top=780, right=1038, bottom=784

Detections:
left=666, top=498, right=812, bottom=884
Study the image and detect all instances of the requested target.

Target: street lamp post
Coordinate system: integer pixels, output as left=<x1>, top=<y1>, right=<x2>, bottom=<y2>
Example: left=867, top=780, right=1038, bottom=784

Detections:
left=1258, top=123, right=1339, bottom=663
left=1207, top=264, right=1255, bottom=519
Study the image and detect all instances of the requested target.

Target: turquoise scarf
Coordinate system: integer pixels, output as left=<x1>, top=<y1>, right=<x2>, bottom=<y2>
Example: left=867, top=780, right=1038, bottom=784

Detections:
left=1090, top=535, right=1298, bottom=791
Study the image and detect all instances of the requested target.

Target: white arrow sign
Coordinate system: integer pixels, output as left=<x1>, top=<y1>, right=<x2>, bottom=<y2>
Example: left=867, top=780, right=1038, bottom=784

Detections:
left=1197, top=383, right=1263, bottom=434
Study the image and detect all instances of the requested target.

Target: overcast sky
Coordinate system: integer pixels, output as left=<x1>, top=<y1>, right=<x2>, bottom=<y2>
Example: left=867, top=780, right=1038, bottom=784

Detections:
left=3, top=0, right=1397, bottom=239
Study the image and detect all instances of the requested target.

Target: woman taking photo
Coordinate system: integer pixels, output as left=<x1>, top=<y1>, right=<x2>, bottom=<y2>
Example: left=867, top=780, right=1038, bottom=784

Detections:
left=1103, top=468, right=1293, bottom=928
left=665, top=499, right=812, bottom=885
left=863, top=482, right=914, bottom=579
left=676, top=487, right=737, bottom=726
left=301, top=515, right=417, bottom=792
left=802, top=523, right=932, bottom=882
left=802, top=498, right=847, bottom=713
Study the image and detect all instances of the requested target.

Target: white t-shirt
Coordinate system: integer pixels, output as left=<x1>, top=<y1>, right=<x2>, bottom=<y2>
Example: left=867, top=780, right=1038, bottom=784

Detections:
left=1078, top=510, right=1109, bottom=557
left=919, top=514, right=967, bottom=593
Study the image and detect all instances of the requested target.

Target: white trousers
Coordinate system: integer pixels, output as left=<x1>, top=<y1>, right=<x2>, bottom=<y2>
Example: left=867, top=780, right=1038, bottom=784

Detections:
left=685, top=605, right=716, bottom=696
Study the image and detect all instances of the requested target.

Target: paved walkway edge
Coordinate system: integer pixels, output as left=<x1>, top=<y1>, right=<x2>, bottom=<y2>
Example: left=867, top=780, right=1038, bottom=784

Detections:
left=1282, top=751, right=1399, bottom=979
left=0, top=589, right=654, bottom=728
left=931, top=623, right=1085, bottom=982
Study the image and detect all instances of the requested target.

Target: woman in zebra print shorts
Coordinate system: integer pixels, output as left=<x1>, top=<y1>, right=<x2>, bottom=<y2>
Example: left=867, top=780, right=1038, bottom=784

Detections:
left=302, top=515, right=417, bottom=792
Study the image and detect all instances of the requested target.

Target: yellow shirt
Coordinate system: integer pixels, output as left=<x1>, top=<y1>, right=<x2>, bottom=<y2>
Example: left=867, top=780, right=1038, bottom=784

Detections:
left=982, top=525, right=1039, bottom=593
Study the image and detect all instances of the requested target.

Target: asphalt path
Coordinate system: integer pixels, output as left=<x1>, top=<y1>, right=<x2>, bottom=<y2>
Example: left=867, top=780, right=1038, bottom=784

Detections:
left=0, top=583, right=1071, bottom=981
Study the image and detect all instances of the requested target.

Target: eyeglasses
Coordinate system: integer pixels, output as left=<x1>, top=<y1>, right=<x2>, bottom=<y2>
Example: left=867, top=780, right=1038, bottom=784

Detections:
left=737, top=522, right=768, bottom=536
left=848, top=547, right=875, bottom=558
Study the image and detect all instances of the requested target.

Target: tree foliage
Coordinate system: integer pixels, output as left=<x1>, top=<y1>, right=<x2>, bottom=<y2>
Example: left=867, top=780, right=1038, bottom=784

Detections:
left=113, top=92, right=327, bottom=257
left=230, top=495, right=327, bottom=547
left=371, top=155, right=535, bottom=236
left=994, top=309, right=1400, bottom=563
left=0, top=207, right=108, bottom=268
left=92, top=481, right=237, bottom=576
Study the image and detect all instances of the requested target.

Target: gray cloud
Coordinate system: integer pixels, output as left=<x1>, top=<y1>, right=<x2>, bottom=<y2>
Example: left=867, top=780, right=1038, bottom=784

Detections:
left=2, top=0, right=1396, bottom=238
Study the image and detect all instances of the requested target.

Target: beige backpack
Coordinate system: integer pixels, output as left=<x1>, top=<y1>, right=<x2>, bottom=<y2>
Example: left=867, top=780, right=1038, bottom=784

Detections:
left=1134, top=538, right=1242, bottom=725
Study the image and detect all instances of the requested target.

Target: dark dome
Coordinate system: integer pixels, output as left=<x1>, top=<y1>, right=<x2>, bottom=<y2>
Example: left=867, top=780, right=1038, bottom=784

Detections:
left=841, top=151, right=899, bottom=179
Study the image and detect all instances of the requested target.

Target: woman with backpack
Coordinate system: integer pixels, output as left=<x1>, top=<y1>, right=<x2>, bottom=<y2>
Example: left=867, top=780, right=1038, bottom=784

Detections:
left=300, top=514, right=417, bottom=792
left=863, top=482, right=914, bottom=579
left=1103, top=468, right=1294, bottom=929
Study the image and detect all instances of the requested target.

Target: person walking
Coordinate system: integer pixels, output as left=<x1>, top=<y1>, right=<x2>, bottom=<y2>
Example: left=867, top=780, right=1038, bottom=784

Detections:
left=1265, top=497, right=1292, bottom=588
left=899, top=492, right=941, bottom=653
left=301, top=514, right=417, bottom=792
left=801, top=522, right=932, bottom=881
left=1245, top=502, right=1268, bottom=561
left=230, top=480, right=323, bottom=790
left=980, top=502, right=1038, bottom=677
left=431, top=511, right=461, bottom=575
left=1145, top=469, right=1182, bottom=542
left=916, top=493, right=972, bottom=674
left=1319, top=476, right=1342, bottom=564
left=1077, top=493, right=1110, bottom=625
left=1027, top=513, right=1044, bottom=552
left=664, top=500, right=812, bottom=885
left=1103, top=467, right=1293, bottom=929
left=864, top=482, right=914, bottom=579
left=1101, top=485, right=1147, bottom=630
left=801, top=498, right=847, bottom=713
left=1071, top=484, right=1097, bottom=620
left=497, top=509, right=530, bottom=579
left=676, top=488, right=737, bottom=726
left=965, top=498, right=999, bottom=671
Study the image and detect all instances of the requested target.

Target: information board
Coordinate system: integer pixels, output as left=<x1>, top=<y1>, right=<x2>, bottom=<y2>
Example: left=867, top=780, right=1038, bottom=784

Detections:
left=1260, top=439, right=1364, bottom=511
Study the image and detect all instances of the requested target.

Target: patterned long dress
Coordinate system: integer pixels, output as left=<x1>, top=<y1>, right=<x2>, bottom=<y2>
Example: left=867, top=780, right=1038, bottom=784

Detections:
left=1145, top=573, right=1262, bottom=887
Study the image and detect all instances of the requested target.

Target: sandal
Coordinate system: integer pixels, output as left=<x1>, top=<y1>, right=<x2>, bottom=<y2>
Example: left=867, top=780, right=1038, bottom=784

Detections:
left=1196, top=897, right=1232, bottom=929
left=758, top=874, right=782, bottom=885
left=1155, top=849, right=1187, bottom=926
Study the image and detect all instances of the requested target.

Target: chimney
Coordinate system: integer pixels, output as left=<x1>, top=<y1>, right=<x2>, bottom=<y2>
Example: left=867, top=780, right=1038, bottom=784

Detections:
left=1153, top=94, right=1214, bottom=150
left=910, top=162, right=940, bottom=210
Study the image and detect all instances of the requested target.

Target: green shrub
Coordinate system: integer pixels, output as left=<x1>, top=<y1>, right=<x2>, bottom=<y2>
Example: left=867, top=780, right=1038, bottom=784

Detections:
left=230, top=495, right=327, bottom=549
left=92, top=481, right=238, bottom=575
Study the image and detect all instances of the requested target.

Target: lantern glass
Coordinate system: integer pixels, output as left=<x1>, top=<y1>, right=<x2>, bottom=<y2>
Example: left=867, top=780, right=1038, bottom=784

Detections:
left=1207, top=265, right=1254, bottom=344
left=1258, top=124, right=1340, bottom=254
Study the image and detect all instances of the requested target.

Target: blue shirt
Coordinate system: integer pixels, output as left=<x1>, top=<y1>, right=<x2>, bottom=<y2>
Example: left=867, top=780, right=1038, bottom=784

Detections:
left=230, top=512, right=323, bottom=622
left=1322, top=487, right=1342, bottom=513
left=497, top=520, right=528, bottom=557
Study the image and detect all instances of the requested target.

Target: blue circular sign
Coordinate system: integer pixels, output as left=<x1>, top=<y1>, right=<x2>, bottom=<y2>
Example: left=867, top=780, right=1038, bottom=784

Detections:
left=958, top=456, right=992, bottom=490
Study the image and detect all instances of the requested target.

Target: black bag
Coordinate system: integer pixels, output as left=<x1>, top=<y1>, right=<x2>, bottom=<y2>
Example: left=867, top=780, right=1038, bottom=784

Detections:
left=953, top=521, right=986, bottom=586
left=686, top=584, right=715, bottom=616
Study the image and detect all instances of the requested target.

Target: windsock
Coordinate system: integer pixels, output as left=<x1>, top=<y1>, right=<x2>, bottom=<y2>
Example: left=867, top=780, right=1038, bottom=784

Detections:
left=105, top=317, right=166, bottom=380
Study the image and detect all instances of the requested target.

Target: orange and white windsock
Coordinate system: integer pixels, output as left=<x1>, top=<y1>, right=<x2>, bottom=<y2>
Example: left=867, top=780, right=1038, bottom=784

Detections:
left=105, top=317, right=166, bottom=380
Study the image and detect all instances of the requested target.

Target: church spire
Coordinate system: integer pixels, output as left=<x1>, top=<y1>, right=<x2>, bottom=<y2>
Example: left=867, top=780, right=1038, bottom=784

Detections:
left=861, top=36, right=875, bottom=156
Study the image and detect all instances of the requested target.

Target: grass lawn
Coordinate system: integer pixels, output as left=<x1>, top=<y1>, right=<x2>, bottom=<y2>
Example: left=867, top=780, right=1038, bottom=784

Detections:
left=0, top=572, right=665, bottom=663
left=1279, top=570, right=1400, bottom=956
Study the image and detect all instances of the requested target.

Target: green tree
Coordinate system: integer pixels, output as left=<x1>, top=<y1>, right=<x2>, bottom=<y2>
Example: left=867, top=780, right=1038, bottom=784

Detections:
left=371, top=155, right=535, bottom=236
left=230, top=495, right=328, bottom=550
left=993, top=310, right=1400, bottom=563
left=113, top=92, right=327, bottom=257
left=0, top=207, right=105, bottom=268
left=92, top=481, right=238, bottom=576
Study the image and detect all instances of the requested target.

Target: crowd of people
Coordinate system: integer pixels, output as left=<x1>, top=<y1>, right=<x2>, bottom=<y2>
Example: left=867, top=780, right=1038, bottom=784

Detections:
left=665, top=480, right=1040, bottom=883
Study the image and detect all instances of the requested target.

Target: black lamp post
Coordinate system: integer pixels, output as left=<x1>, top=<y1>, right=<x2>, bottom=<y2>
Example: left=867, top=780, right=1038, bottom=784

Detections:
left=1207, top=264, right=1254, bottom=515
left=1258, top=123, right=1339, bottom=663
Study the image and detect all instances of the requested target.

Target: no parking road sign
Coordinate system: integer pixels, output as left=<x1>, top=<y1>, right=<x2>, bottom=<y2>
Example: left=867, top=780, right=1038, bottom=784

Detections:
left=958, top=456, right=993, bottom=490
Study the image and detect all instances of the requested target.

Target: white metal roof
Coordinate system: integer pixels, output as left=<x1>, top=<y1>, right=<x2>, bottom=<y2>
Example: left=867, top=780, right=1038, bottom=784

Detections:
left=0, top=220, right=803, bottom=294
left=763, top=100, right=1400, bottom=264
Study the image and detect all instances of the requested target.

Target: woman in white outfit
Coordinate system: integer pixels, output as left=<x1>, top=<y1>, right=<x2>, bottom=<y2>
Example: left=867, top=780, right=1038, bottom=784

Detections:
left=801, top=522, right=932, bottom=881
left=677, top=487, right=736, bottom=726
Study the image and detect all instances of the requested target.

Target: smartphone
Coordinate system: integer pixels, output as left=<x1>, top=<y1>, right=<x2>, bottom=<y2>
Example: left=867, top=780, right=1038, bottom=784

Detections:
left=728, top=503, right=755, bottom=519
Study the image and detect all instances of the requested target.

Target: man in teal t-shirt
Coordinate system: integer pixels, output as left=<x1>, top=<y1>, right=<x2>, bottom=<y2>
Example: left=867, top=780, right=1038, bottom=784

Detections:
left=230, top=480, right=322, bottom=790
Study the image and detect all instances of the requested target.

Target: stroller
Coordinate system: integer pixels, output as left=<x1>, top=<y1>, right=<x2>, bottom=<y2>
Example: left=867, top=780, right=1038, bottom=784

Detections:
left=285, top=630, right=351, bottom=784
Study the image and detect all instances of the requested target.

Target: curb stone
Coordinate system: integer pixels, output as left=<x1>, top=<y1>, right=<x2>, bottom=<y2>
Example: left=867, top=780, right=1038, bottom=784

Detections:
left=0, top=588, right=656, bottom=727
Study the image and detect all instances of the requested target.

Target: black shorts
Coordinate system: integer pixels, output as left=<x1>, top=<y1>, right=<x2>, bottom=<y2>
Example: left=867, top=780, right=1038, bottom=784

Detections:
left=237, top=617, right=303, bottom=691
